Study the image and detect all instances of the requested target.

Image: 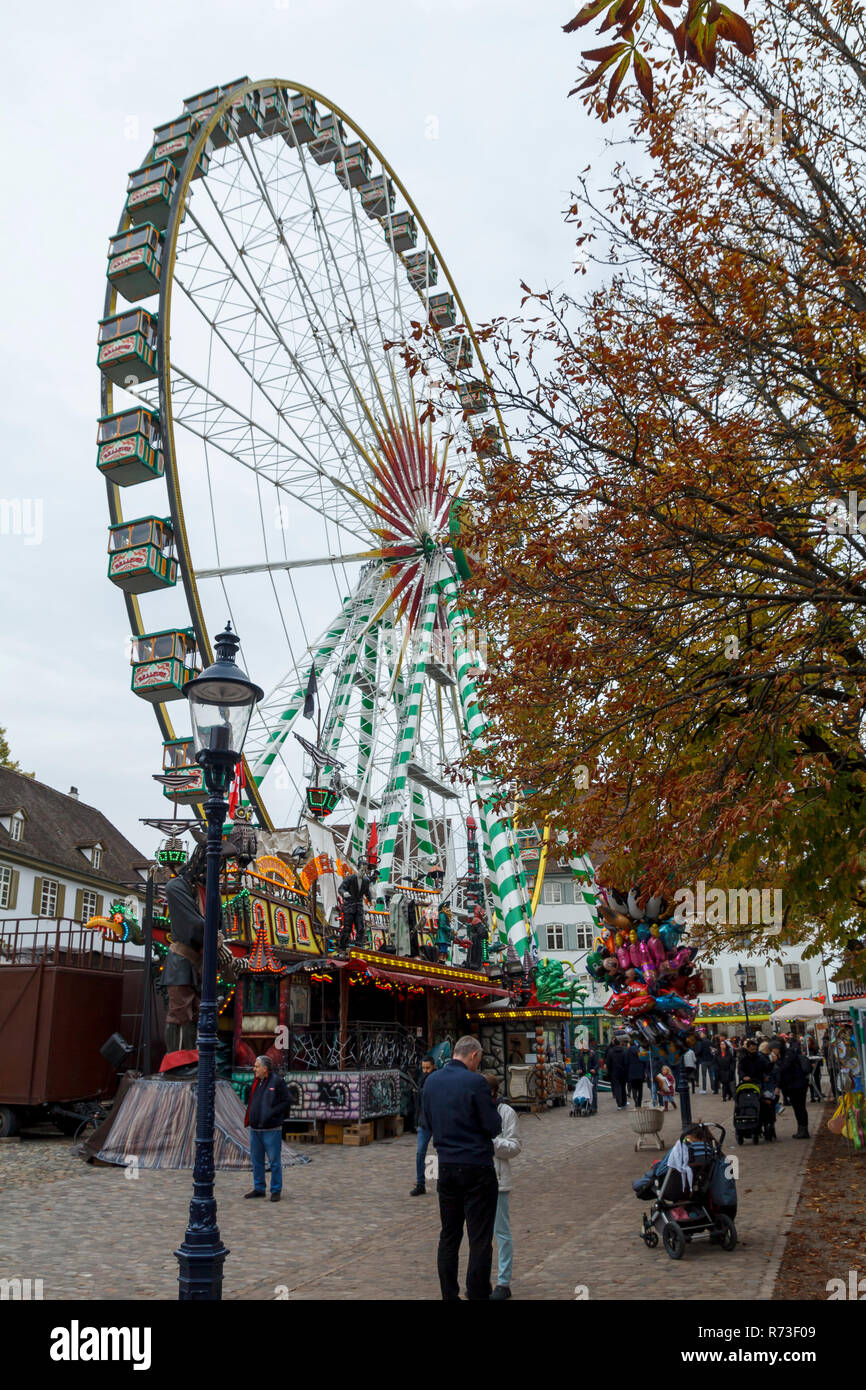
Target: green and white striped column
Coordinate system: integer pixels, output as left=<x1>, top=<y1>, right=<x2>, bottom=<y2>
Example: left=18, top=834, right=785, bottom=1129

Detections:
left=249, top=599, right=353, bottom=788
left=439, top=568, right=533, bottom=957
left=376, top=570, right=442, bottom=889
left=319, top=588, right=377, bottom=769
left=347, top=624, right=380, bottom=862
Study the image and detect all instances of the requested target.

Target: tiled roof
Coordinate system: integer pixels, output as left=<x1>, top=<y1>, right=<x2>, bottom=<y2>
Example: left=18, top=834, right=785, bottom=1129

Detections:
left=0, top=768, right=147, bottom=890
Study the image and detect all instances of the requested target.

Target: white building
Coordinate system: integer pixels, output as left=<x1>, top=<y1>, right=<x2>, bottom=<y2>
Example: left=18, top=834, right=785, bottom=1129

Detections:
left=0, top=768, right=147, bottom=927
left=691, top=934, right=833, bottom=1035
left=522, top=847, right=607, bottom=1041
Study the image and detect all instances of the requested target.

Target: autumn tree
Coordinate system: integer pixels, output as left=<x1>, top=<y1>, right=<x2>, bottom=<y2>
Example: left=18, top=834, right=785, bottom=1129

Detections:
left=461, top=0, right=866, bottom=962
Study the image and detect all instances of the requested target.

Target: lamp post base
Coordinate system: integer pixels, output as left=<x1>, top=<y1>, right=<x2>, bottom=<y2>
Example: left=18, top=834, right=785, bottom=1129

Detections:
left=175, top=1234, right=230, bottom=1301
left=676, top=1065, right=693, bottom=1126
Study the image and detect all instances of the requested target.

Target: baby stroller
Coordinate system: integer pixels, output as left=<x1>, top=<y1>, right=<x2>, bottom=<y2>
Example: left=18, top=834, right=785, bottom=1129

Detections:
left=733, top=1081, right=763, bottom=1145
left=634, top=1122, right=738, bottom=1260
left=570, top=1075, right=594, bottom=1117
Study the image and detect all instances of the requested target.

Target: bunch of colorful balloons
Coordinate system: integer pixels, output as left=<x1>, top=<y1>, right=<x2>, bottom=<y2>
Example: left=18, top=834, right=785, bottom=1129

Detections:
left=585, top=887, right=704, bottom=1053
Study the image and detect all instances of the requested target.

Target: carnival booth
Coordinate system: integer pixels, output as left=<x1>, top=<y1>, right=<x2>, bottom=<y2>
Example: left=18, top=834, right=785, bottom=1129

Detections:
left=471, top=1001, right=570, bottom=1109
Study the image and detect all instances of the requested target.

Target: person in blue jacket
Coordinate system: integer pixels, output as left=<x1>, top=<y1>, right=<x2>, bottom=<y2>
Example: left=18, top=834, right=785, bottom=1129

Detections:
left=421, top=1035, right=502, bottom=1300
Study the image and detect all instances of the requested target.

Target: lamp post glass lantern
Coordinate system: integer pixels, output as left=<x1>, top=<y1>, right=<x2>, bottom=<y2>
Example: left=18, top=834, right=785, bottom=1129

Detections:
left=174, top=623, right=262, bottom=1301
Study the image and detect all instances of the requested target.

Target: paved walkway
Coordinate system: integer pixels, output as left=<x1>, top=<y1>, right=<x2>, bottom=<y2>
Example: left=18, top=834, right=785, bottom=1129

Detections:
left=0, top=1091, right=819, bottom=1300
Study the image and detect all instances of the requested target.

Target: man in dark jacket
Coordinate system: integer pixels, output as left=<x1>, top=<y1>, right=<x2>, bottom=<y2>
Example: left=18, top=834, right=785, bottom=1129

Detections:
left=737, top=1038, right=770, bottom=1084
left=410, top=1056, right=436, bottom=1196
left=244, top=1056, right=290, bottom=1201
left=421, top=1035, right=502, bottom=1300
left=694, top=1035, right=713, bottom=1093
left=778, top=1041, right=811, bottom=1138
left=604, top=1039, right=629, bottom=1109
left=626, top=1044, right=647, bottom=1108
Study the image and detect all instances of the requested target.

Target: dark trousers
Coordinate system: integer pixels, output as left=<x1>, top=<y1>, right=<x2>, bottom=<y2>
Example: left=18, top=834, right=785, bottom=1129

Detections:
left=720, top=1076, right=733, bottom=1101
left=790, top=1088, right=809, bottom=1131
left=338, top=903, right=365, bottom=950
left=685, top=1067, right=697, bottom=1094
left=629, top=1080, right=643, bottom=1108
left=610, top=1076, right=627, bottom=1107
left=416, top=1127, right=431, bottom=1186
left=436, top=1163, right=498, bottom=1300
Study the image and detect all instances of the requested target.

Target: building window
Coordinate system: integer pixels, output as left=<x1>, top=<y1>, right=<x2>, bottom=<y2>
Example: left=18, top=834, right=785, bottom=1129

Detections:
left=542, top=881, right=562, bottom=905
left=741, top=966, right=757, bottom=992
left=574, top=926, right=593, bottom=950
left=702, top=968, right=715, bottom=993
left=0, top=866, right=12, bottom=909
left=10, top=815, right=23, bottom=843
left=40, top=879, right=59, bottom=916
left=544, top=925, right=564, bottom=950
left=92, top=845, right=102, bottom=870
left=81, top=890, right=98, bottom=923
left=783, top=965, right=801, bottom=990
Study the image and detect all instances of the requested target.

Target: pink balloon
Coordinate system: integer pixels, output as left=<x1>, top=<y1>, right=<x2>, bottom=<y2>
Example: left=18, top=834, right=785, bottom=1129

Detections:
left=629, top=941, right=643, bottom=968
left=616, top=945, right=631, bottom=970
left=648, top=936, right=666, bottom=966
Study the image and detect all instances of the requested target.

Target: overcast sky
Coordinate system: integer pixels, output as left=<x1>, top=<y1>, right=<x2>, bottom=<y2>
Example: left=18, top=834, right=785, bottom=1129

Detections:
left=1, top=0, right=606, bottom=856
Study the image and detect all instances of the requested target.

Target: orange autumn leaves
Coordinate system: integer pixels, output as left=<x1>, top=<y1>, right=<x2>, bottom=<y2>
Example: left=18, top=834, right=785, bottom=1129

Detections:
left=564, top=0, right=755, bottom=111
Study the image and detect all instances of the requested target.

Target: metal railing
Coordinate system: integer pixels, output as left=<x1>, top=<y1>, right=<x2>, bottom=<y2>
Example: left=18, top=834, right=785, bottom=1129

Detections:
left=0, top=918, right=127, bottom=971
left=279, top=1021, right=423, bottom=1073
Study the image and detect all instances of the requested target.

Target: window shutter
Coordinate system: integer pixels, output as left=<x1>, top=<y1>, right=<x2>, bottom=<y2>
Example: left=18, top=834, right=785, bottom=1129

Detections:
left=56, top=884, right=66, bottom=919
left=75, top=889, right=83, bottom=922
left=773, top=964, right=786, bottom=992
left=32, top=876, right=43, bottom=915
left=563, top=923, right=576, bottom=951
left=754, top=965, right=766, bottom=993
left=798, top=962, right=810, bottom=987
left=9, top=870, right=19, bottom=910
left=95, top=895, right=104, bottom=918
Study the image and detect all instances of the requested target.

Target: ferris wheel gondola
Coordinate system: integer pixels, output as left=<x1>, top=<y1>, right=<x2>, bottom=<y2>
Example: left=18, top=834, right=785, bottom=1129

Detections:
left=98, top=77, right=536, bottom=957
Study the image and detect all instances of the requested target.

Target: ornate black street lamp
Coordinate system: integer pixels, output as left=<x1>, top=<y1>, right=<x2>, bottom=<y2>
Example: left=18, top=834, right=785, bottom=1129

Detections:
left=174, top=623, right=262, bottom=1301
left=735, top=962, right=752, bottom=1039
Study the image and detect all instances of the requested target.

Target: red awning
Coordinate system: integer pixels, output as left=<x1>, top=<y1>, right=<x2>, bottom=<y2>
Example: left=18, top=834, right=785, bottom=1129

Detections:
left=364, top=965, right=509, bottom=998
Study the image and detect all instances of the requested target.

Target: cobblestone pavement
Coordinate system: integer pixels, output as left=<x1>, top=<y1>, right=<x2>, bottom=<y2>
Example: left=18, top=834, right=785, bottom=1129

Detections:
left=0, top=1090, right=821, bottom=1300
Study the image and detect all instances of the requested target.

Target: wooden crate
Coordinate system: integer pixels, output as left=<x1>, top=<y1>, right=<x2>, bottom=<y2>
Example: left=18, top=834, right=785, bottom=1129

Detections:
left=285, top=1121, right=324, bottom=1145
left=324, top=1122, right=345, bottom=1145
left=373, top=1114, right=404, bottom=1140
left=342, top=1122, right=373, bottom=1147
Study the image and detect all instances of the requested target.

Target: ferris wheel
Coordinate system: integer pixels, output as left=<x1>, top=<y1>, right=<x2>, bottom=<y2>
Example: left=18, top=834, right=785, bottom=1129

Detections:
left=97, top=76, right=535, bottom=954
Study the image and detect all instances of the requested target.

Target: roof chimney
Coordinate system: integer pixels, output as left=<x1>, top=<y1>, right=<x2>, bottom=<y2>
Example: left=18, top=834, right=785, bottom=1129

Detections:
left=69, top=786, right=79, bottom=799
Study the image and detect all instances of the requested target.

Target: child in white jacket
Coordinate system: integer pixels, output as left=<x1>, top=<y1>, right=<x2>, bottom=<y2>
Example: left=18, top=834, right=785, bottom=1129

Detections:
left=485, top=1072, right=522, bottom=1300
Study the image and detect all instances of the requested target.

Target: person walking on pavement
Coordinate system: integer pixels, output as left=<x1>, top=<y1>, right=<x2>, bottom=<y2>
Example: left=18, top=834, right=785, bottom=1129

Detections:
left=805, top=1034, right=824, bottom=1102
left=410, top=1056, right=436, bottom=1196
left=823, top=1033, right=838, bottom=1099
left=682, top=1044, right=698, bottom=1094
left=738, top=1037, right=771, bottom=1084
left=778, top=1040, right=811, bottom=1138
left=626, top=1043, right=647, bottom=1108
left=579, top=1041, right=600, bottom=1112
left=605, top=1037, right=629, bottom=1109
left=243, top=1055, right=290, bottom=1201
left=695, top=1034, right=712, bottom=1093
left=421, top=1036, right=502, bottom=1301
left=484, top=1072, right=522, bottom=1301
left=716, top=1039, right=735, bottom=1102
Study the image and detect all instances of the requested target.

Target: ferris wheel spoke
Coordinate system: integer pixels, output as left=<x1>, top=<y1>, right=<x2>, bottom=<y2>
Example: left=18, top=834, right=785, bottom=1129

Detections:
left=184, top=189, right=385, bottom=499
left=166, top=364, right=370, bottom=542
left=238, top=137, right=395, bottom=440
left=279, top=130, right=409, bottom=428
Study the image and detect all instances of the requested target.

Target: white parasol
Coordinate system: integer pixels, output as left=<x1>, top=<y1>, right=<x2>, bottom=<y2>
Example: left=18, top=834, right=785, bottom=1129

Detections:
left=769, top=998, right=825, bottom=1021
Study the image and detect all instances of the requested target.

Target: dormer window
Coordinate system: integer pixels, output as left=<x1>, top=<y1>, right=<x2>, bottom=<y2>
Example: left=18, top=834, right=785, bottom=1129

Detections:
left=10, top=813, right=23, bottom=843
left=79, top=842, right=104, bottom=870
